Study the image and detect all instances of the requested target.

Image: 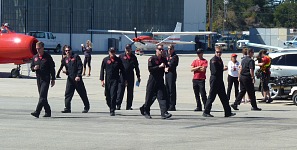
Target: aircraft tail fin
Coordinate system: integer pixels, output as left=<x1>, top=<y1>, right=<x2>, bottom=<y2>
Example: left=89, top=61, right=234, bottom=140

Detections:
left=169, top=22, right=182, bottom=41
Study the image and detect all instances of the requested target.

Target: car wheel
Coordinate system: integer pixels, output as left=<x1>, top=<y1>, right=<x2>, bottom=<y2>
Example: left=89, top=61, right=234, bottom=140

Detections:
left=262, top=83, right=279, bottom=99
left=54, top=44, right=61, bottom=53
left=293, top=92, right=297, bottom=106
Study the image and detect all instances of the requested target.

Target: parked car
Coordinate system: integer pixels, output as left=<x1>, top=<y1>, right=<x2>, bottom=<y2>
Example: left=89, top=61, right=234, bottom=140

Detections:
left=215, top=36, right=236, bottom=50
left=254, top=51, right=297, bottom=99
left=28, top=31, right=61, bottom=53
left=289, top=86, right=297, bottom=105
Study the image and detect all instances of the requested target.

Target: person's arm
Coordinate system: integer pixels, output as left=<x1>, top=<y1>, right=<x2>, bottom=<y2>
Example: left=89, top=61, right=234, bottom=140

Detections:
left=148, top=57, right=161, bottom=73
left=168, top=55, right=179, bottom=70
left=49, top=55, right=56, bottom=81
left=76, top=55, right=83, bottom=77
left=99, top=59, right=105, bottom=81
left=134, top=55, right=141, bottom=81
left=31, top=56, right=36, bottom=72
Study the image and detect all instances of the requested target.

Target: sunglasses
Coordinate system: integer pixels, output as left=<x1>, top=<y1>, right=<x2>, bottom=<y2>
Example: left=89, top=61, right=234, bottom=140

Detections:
left=157, top=48, right=164, bottom=51
left=216, top=51, right=222, bottom=54
left=65, top=50, right=71, bottom=52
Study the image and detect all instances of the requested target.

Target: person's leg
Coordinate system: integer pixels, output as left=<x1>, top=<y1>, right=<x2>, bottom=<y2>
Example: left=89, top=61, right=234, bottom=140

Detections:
left=75, top=79, right=90, bottom=111
left=63, top=78, right=75, bottom=112
left=226, top=75, right=233, bottom=100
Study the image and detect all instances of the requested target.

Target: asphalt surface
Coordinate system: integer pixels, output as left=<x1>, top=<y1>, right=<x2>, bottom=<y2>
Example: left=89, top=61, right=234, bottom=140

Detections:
left=0, top=52, right=297, bottom=150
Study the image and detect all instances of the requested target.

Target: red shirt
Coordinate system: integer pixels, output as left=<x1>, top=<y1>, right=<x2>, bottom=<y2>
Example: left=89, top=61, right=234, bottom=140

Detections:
left=191, top=58, right=208, bottom=79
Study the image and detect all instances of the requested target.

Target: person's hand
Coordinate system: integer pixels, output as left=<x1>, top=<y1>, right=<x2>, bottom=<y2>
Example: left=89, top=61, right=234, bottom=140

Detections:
left=137, top=77, right=141, bottom=82
left=75, top=76, right=80, bottom=82
left=224, top=65, right=228, bottom=71
left=165, top=67, right=169, bottom=72
left=125, top=80, right=128, bottom=87
left=34, top=65, right=39, bottom=70
left=51, top=80, right=55, bottom=87
left=252, top=78, right=255, bottom=84
left=101, top=80, right=105, bottom=87
left=159, top=63, right=165, bottom=68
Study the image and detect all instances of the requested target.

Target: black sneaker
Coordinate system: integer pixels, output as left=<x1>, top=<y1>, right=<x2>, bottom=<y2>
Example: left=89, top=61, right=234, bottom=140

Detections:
left=251, top=107, right=262, bottom=111
left=168, top=106, right=176, bottom=111
left=139, top=106, right=145, bottom=115
left=143, top=111, right=152, bottom=119
left=266, top=98, right=273, bottom=103
left=43, top=113, right=51, bottom=117
left=161, top=112, right=172, bottom=119
left=82, top=109, right=89, bottom=113
left=31, top=111, right=40, bottom=118
left=126, top=107, right=133, bottom=110
left=225, top=113, right=236, bottom=117
left=61, top=110, right=71, bottom=113
left=202, top=113, right=214, bottom=117
left=231, top=104, right=239, bottom=110
left=110, top=111, right=115, bottom=116
left=56, top=75, right=61, bottom=78
left=194, top=107, right=202, bottom=111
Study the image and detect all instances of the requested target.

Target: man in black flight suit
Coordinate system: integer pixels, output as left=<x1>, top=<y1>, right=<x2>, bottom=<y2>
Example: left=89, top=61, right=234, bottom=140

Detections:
left=100, top=47, right=126, bottom=116
left=231, top=48, right=262, bottom=111
left=140, top=47, right=172, bottom=119
left=203, top=46, right=235, bottom=117
left=61, top=45, right=90, bottom=113
left=31, top=41, right=56, bottom=118
left=165, top=44, right=179, bottom=111
left=116, top=44, right=141, bottom=110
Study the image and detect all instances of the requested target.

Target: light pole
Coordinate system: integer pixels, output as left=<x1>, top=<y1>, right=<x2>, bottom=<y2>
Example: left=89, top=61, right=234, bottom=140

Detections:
left=223, top=0, right=228, bottom=36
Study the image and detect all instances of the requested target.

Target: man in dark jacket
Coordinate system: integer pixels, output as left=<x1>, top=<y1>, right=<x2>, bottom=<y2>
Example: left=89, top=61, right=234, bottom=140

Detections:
left=140, top=46, right=172, bottom=119
left=165, top=44, right=179, bottom=111
left=203, top=46, right=235, bottom=117
left=61, top=45, right=90, bottom=113
left=116, top=44, right=141, bottom=110
left=100, top=47, right=126, bottom=116
left=31, top=41, right=56, bottom=118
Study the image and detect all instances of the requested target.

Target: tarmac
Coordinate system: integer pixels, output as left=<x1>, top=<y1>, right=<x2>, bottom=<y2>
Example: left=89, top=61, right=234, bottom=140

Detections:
left=0, top=51, right=297, bottom=150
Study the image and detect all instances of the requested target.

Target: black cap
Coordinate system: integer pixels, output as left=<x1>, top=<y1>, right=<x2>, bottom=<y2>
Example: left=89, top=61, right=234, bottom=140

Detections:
left=125, top=44, right=132, bottom=49
left=196, top=48, right=204, bottom=54
left=109, top=47, right=116, bottom=52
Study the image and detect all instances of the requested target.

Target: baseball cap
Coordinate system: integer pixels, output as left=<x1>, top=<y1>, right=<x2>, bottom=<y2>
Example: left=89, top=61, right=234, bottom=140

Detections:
left=125, top=44, right=132, bottom=49
left=231, top=53, right=237, bottom=57
left=196, top=48, right=204, bottom=54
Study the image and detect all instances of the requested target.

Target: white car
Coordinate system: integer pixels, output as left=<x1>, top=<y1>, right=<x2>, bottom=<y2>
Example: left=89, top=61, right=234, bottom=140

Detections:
left=254, top=51, right=297, bottom=99
left=236, top=40, right=249, bottom=50
left=289, top=86, right=297, bottom=105
left=28, top=31, right=61, bottom=53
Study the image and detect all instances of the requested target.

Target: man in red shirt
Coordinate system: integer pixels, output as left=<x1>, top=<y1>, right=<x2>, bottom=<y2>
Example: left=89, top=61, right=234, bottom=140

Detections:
left=191, top=49, right=208, bottom=111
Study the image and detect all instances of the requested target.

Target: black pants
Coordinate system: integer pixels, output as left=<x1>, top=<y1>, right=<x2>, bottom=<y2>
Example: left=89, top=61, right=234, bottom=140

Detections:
left=142, top=77, right=167, bottom=116
left=233, top=76, right=258, bottom=108
left=105, top=79, right=118, bottom=112
left=192, top=79, right=207, bottom=109
left=204, top=76, right=232, bottom=116
left=226, top=75, right=239, bottom=101
left=56, top=61, right=65, bottom=77
left=35, top=77, right=51, bottom=114
left=64, top=77, right=90, bottom=111
left=261, top=73, right=270, bottom=91
left=83, top=56, right=91, bottom=68
left=116, top=74, right=135, bottom=109
left=165, top=72, right=177, bottom=108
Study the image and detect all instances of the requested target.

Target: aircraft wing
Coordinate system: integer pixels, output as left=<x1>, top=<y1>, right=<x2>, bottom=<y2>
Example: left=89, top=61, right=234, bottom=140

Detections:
left=246, top=43, right=284, bottom=50
left=152, top=31, right=217, bottom=35
left=87, top=29, right=142, bottom=34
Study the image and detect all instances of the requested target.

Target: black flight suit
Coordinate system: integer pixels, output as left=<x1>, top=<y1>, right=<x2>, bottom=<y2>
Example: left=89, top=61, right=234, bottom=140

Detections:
left=165, top=52, right=179, bottom=109
left=141, top=56, right=169, bottom=116
left=232, top=56, right=259, bottom=108
left=31, top=52, right=56, bottom=116
left=204, top=56, right=232, bottom=116
left=116, top=53, right=140, bottom=109
left=63, top=53, right=90, bottom=111
left=100, top=55, right=126, bottom=113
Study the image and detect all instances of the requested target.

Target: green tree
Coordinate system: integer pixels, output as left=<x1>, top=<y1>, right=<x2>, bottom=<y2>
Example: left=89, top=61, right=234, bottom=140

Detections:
left=274, top=1, right=297, bottom=28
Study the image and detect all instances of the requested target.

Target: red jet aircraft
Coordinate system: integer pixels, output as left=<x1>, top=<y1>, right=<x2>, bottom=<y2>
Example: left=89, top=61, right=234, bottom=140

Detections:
left=0, top=23, right=38, bottom=77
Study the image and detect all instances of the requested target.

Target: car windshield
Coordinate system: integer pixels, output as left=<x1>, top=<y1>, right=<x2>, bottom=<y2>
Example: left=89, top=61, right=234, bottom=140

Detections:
left=29, top=32, right=45, bottom=38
